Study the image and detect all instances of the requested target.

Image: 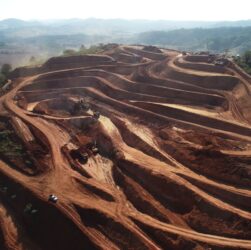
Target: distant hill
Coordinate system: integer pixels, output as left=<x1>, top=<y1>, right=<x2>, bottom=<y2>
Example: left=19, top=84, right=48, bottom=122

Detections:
left=1, top=18, right=251, bottom=36
left=1, top=18, right=251, bottom=67
left=211, top=20, right=251, bottom=28
left=0, top=18, right=27, bottom=29
left=134, top=27, right=251, bottom=54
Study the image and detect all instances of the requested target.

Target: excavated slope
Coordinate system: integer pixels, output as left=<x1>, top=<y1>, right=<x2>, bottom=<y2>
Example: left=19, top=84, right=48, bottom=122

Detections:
left=1, top=45, right=251, bottom=250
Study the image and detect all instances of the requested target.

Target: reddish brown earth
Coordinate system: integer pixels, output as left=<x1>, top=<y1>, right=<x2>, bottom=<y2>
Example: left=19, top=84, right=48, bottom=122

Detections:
left=1, top=44, right=251, bottom=249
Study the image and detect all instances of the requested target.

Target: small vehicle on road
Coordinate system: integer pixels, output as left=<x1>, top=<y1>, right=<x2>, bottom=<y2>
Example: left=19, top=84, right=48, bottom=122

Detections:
left=48, top=194, right=58, bottom=203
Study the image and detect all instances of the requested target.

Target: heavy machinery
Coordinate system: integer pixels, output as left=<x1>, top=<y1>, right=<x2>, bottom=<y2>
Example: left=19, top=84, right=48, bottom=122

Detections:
left=72, top=98, right=90, bottom=115
left=79, top=98, right=90, bottom=111
left=70, top=149, right=89, bottom=164
left=86, top=141, right=99, bottom=155
left=214, top=58, right=228, bottom=66
left=93, top=111, right=100, bottom=120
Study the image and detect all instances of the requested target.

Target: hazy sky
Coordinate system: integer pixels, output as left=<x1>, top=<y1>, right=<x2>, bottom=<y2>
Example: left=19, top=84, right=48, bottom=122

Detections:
left=0, top=0, right=251, bottom=21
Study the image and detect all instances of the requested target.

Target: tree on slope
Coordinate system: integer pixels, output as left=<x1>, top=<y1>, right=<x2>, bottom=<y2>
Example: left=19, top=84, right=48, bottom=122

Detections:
left=1, top=64, right=12, bottom=76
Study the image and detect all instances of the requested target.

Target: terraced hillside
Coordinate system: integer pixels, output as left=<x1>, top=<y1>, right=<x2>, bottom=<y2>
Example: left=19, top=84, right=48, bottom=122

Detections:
left=1, top=44, right=251, bottom=249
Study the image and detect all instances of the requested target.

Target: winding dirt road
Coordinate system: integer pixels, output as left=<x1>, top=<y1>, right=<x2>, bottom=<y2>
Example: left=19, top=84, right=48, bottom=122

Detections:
left=1, top=45, right=251, bottom=249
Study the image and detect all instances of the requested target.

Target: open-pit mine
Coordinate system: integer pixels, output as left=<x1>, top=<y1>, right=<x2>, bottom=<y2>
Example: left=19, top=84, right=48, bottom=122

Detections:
left=1, top=44, right=251, bottom=249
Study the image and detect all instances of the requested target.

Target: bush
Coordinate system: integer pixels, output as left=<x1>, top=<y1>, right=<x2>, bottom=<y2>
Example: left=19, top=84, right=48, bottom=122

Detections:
left=243, top=51, right=251, bottom=67
left=0, top=63, right=11, bottom=87
left=0, top=73, right=6, bottom=87
left=234, top=51, right=251, bottom=76
left=62, top=44, right=104, bottom=57
left=1, top=64, right=12, bottom=76
left=63, top=49, right=76, bottom=56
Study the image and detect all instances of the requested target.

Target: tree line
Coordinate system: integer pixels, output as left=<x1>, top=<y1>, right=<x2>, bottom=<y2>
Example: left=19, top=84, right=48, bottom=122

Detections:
left=234, top=51, right=251, bottom=75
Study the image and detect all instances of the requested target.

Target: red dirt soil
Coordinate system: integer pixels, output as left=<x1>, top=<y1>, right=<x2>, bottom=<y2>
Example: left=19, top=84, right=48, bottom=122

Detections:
left=1, top=45, right=251, bottom=249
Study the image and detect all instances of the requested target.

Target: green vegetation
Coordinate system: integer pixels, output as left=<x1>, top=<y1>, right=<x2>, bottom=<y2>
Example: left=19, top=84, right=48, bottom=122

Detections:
left=0, top=130, right=24, bottom=157
left=0, top=73, right=5, bottom=86
left=63, top=49, right=76, bottom=56
left=0, top=119, right=37, bottom=175
left=0, top=120, right=27, bottom=159
left=0, top=63, right=12, bottom=87
left=234, top=51, right=251, bottom=75
left=62, top=44, right=104, bottom=56
left=1, top=63, right=11, bottom=75
left=135, top=27, right=251, bottom=54
left=2, top=19, right=251, bottom=68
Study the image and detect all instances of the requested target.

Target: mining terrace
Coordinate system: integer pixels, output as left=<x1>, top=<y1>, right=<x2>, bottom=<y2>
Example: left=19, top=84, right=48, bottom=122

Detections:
left=1, top=44, right=251, bottom=249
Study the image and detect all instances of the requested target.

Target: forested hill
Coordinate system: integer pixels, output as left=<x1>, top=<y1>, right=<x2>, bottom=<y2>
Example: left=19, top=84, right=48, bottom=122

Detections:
left=134, top=27, right=251, bottom=53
